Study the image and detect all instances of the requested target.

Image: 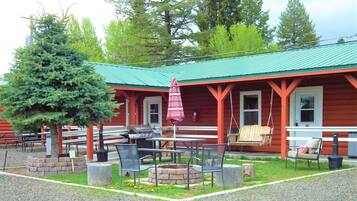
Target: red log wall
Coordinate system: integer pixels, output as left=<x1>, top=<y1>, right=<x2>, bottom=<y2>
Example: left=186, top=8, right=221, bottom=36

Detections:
left=178, top=75, right=357, bottom=155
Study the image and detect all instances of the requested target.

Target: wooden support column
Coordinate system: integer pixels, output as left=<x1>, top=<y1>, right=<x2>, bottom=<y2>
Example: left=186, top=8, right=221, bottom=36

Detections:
left=207, top=84, right=236, bottom=144
left=268, top=78, right=302, bottom=159
left=344, top=74, right=357, bottom=89
left=121, top=90, right=138, bottom=126
left=127, top=92, right=138, bottom=127
left=57, top=127, right=63, bottom=155
left=41, top=128, right=46, bottom=145
left=86, top=125, right=94, bottom=161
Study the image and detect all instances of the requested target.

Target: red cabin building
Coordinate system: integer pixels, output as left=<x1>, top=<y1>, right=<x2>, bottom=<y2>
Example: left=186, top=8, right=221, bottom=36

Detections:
left=1, top=41, right=357, bottom=159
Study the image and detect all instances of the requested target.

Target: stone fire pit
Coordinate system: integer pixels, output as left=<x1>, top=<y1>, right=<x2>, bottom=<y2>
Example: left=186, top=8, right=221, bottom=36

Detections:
left=148, top=164, right=203, bottom=185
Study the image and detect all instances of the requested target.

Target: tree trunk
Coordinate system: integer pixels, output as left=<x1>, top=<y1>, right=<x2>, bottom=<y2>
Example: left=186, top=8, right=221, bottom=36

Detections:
left=50, top=126, right=59, bottom=158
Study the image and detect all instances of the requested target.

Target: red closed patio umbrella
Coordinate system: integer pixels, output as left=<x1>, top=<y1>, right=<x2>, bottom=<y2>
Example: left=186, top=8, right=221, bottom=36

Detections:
left=167, top=78, right=184, bottom=138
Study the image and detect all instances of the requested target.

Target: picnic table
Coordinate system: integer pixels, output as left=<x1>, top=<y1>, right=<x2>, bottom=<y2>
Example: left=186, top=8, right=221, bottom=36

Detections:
left=147, top=137, right=205, bottom=163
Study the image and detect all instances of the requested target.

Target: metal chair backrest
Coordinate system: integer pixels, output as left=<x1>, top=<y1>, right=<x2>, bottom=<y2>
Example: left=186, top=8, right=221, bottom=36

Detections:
left=201, top=144, right=226, bottom=171
left=115, top=144, right=140, bottom=172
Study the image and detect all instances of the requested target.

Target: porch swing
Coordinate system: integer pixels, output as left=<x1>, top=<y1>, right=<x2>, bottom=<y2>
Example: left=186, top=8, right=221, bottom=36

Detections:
left=227, top=89, right=274, bottom=147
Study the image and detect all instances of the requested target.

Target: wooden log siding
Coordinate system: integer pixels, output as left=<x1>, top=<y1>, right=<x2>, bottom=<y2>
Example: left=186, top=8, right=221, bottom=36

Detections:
left=174, top=76, right=357, bottom=156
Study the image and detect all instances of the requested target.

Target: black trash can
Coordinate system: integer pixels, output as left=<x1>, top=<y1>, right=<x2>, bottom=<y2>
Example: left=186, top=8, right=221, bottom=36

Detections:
left=96, top=149, right=108, bottom=162
left=328, top=156, right=343, bottom=170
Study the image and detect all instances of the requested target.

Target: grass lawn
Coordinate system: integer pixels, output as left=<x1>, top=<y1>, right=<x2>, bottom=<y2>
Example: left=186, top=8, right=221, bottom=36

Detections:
left=42, top=157, right=352, bottom=199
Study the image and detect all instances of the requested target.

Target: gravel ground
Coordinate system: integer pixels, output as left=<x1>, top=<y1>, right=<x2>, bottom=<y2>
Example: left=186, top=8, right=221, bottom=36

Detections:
left=1, top=146, right=356, bottom=201
left=0, top=173, right=152, bottom=201
left=0, top=168, right=356, bottom=201
left=200, top=168, right=357, bottom=201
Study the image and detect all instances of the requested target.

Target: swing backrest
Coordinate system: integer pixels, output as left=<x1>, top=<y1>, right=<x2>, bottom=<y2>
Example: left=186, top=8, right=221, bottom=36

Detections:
left=238, top=125, right=272, bottom=143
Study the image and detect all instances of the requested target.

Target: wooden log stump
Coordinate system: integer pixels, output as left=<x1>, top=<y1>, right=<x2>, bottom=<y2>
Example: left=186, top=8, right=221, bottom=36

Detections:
left=242, top=163, right=255, bottom=178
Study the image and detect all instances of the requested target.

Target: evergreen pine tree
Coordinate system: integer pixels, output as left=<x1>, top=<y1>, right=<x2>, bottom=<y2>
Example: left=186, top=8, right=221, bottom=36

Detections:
left=0, top=14, right=117, bottom=158
left=240, top=0, right=274, bottom=43
left=277, top=0, right=320, bottom=48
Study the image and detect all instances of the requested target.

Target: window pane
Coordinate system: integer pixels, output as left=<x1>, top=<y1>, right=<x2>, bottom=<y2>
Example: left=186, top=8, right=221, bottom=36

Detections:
left=300, top=96, right=314, bottom=109
left=244, top=95, right=258, bottom=109
left=244, top=111, right=258, bottom=125
left=150, top=104, right=158, bottom=113
left=301, top=110, right=314, bottom=122
left=150, top=114, right=159, bottom=123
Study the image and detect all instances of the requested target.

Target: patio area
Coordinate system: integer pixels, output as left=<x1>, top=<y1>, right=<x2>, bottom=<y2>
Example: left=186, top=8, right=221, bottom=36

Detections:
left=1, top=144, right=356, bottom=200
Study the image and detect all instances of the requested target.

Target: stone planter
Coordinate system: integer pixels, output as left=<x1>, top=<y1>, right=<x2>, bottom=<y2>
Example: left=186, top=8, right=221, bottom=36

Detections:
left=26, top=156, right=86, bottom=176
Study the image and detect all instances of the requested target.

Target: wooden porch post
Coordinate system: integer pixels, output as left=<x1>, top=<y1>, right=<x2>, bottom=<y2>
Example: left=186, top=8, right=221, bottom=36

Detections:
left=86, top=125, right=94, bottom=160
left=120, top=90, right=138, bottom=127
left=268, top=78, right=302, bottom=159
left=344, top=74, right=357, bottom=89
left=41, top=128, right=46, bottom=145
left=57, top=127, right=63, bottom=155
left=207, top=84, right=235, bottom=144
left=128, top=92, right=138, bottom=126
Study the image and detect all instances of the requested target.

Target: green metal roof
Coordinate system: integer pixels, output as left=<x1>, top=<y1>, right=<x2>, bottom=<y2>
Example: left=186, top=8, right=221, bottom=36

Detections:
left=93, top=63, right=173, bottom=89
left=94, top=41, right=357, bottom=89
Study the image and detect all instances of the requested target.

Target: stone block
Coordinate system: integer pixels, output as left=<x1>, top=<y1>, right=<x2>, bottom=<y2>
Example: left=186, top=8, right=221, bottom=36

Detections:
left=214, top=164, right=243, bottom=187
left=157, top=173, right=169, bottom=180
left=59, top=157, right=71, bottom=162
left=87, top=163, right=112, bottom=186
left=169, top=174, right=184, bottom=180
left=45, top=158, right=58, bottom=163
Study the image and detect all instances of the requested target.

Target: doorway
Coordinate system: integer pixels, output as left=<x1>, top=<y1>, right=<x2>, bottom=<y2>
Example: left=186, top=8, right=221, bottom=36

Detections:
left=143, top=96, right=162, bottom=128
left=290, top=86, right=323, bottom=147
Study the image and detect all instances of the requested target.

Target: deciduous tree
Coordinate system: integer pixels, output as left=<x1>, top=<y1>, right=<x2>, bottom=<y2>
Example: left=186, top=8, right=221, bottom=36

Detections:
left=68, top=17, right=105, bottom=62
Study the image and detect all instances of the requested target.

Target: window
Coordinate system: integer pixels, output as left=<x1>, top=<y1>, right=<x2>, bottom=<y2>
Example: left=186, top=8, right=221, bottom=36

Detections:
left=149, top=104, right=159, bottom=123
left=240, top=91, right=261, bottom=127
left=299, top=95, right=314, bottom=122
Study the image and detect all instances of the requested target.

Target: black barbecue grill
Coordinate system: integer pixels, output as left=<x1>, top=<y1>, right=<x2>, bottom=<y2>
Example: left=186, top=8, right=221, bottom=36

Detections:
left=121, top=125, right=161, bottom=157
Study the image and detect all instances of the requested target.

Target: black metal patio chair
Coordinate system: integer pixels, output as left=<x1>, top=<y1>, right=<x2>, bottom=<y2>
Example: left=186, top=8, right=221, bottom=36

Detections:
left=115, top=144, right=152, bottom=186
left=187, top=144, right=227, bottom=190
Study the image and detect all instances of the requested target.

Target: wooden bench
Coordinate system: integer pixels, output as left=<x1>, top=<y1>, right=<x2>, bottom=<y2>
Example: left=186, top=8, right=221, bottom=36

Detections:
left=228, top=125, right=273, bottom=147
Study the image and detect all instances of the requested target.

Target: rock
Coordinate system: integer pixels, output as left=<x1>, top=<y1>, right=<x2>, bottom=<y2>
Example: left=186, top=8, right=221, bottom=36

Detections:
left=242, top=163, right=255, bottom=178
left=214, top=164, right=243, bottom=187
left=87, top=163, right=112, bottom=186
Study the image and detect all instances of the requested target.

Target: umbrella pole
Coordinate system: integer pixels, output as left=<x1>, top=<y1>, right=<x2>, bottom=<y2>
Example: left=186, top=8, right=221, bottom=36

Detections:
left=173, top=124, right=176, bottom=139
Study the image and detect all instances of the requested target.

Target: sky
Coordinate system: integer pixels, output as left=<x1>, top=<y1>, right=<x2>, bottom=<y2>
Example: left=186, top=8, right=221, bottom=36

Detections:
left=0, top=0, right=356, bottom=76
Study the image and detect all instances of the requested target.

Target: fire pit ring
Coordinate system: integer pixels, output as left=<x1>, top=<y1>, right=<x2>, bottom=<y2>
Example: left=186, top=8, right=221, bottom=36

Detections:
left=148, top=164, right=203, bottom=185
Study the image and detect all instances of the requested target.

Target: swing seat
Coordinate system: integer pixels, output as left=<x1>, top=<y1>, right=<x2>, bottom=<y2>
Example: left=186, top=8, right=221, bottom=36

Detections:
left=228, top=125, right=273, bottom=146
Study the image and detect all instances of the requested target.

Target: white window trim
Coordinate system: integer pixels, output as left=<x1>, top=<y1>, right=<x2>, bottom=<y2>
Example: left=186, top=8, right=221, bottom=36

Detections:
left=125, top=99, right=129, bottom=127
left=240, top=90, right=262, bottom=127
left=143, top=96, right=162, bottom=127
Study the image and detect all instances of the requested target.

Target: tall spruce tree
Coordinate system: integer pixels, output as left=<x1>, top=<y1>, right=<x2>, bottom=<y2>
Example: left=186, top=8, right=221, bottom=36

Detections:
left=277, top=0, right=320, bottom=48
left=239, top=0, right=274, bottom=43
left=107, top=0, right=195, bottom=66
left=0, top=14, right=117, bottom=158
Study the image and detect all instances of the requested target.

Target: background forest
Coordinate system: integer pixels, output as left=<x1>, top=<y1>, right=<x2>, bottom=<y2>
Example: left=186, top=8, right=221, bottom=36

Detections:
left=66, top=0, right=321, bottom=67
